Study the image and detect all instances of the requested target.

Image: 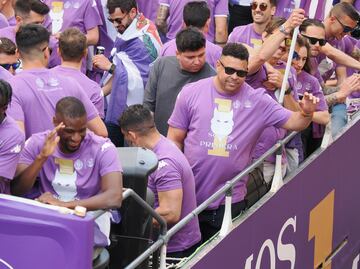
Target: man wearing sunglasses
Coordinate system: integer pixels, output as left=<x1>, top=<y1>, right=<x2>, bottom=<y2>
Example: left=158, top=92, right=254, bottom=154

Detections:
left=0, top=37, right=19, bottom=76
left=228, top=0, right=276, bottom=49
left=168, top=43, right=319, bottom=241
left=93, top=0, right=161, bottom=147
left=0, top=79, right=24, bottom=195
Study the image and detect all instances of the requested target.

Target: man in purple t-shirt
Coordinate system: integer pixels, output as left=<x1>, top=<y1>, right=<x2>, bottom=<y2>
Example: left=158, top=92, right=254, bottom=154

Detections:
left=0, top=80, right=24, bottom=194
left=167, top=43, right=319, bottom=241
left=119, top=104, right=201, bottom=258
left=53, top=28, right=104, bottom=118
left=7, top=24, right=107, bottom=139
left=228, top=0, right=276, bottom=49
left=0, top=37, right=19, bottom=76
left=160, top=1, right=222, bottom=68
left=156, top=0, right=228, bottom=44
left=12, top=97, right=123, bottom=252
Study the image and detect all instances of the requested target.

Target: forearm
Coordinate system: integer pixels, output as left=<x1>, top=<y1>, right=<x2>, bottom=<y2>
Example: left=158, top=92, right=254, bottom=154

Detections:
left=85, top=27, right=99, bottom=46
left=215, top=17, right=228, bottom=46
left=155, top=5, right=169, bottom=34
left=12, top=156, right=47, bottom=196
left=153, top=206, right=180, bottom=226
left=325, top=92, right=346, bottom=107
left=312, top=111, right=330, bottom=125
left=102, top=76, right=113, bottom=96
left=323, top=85, right=340, bottom=95
left=322, top=44, right=360, bottom=70
left=283, top=94, right=301, bottom=112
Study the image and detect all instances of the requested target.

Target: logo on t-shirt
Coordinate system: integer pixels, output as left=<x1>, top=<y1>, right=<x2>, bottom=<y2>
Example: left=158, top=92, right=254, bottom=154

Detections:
left=158, top=160, right=168, bottom=170
left=10, top=144, right=21, bottom=154
left=101, top=142, right=112, bottom=152
left=208, top=98, right=234, bottom=157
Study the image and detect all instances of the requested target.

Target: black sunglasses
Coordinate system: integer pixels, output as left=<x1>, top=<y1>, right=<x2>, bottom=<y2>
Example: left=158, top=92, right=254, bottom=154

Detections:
left=301, top=33, right=327, bottom=46
left=0, top=60, right=20, bottom=71
left=219, top=60, right=248, bottom=77
left=334, top=16, right=354, bottom=33
left=108, top=14, right=128, bottom=24
left=251, top=2, right=268, bottom=11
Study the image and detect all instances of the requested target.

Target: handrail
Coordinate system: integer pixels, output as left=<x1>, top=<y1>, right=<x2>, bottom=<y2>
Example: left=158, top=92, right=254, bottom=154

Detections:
left=125, top=131, right=298, bottom=268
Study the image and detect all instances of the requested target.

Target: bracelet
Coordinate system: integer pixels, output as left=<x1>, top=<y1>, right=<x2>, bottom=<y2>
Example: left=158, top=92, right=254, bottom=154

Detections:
left=214, top=41, right=227, bottom=45
left=300, top=109, right=313, bottom=118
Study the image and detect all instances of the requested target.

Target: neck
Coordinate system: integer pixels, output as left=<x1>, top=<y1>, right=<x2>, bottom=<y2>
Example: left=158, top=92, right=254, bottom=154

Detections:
left=253, top=22, right=268, bottom=34
left=61, top=60, right=82, bottom=70
left=140, top=131, right=161, bottom=150
left=22, top=60, right=46, bottom=70
left=2, top=4, right=14, bottom=19
left=323, top=19, right=332, bottom=40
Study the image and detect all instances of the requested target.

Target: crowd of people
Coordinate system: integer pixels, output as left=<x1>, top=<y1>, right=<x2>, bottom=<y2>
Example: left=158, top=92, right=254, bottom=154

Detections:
left=0, top=0, right=360, bottom=261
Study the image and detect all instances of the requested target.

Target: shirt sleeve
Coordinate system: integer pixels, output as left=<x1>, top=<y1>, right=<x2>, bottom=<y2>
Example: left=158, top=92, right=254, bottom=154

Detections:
left=7, top=80, right=25, bottom=122
left=0, top=130, right=25, bottom=180
left=97, top=140, right=123, bottom=177
left=167, top=86, right=191, bottom=130
left=19, top=135, right=41, bottom=166
left=159, top=0, right=170, bottom=6
left=214, top=0, right=229, bottom=16
left=74, top=80, right=99, bottom=121
left=83, top=0, right=103, bottom=31
left=152, top=158, right=182, bottom=192
left=143, top=60, right=160, bottom=112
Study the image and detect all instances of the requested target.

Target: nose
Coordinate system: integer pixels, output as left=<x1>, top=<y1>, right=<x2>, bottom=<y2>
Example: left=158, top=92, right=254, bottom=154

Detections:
left=71, top=132, right=82, bottom=143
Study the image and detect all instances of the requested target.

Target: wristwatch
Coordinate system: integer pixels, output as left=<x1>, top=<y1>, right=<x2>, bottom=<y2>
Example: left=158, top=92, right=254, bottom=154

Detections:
left=279, top=24, right=290, bottom=35
left=108, top=63, right=116, bottom=74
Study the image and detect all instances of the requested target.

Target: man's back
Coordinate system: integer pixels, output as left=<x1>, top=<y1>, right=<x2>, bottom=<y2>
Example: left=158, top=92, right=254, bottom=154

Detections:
left=144, top=56, right=216, bottom=135
left=7, top=68, right=98, bottom=138
left=149, top=135, right=201, bottom=253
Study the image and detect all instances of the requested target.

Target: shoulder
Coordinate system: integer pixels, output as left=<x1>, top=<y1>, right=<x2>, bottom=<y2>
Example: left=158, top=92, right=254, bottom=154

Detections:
left=181, top=76, right=214, bottom=96
left=86, top=132, right=117, bottom=154
left=0, top=116, right=25, bottom=144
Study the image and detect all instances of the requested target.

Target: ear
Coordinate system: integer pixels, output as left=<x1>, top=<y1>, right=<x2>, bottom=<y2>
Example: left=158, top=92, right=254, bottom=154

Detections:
left=128, top=130, right=137, bottom=141
left=202, top=18, right=211, bottom=34
left=129, top=7, right=137, bottom=19
left=271, top=6, right=276, bottom=16
left=15, top=15, right=22, bottom=25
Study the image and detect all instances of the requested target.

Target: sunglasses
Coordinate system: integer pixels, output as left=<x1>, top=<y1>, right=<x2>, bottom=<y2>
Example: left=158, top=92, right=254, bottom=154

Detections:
left=301, top=33, right=327, bottom=46
left=108, top=14, right=128, bottom=25
left=251, top=2, right=268, bottom=11
left=219, top=60, right=248, bottom=77
left=334, top=16, right=354, bottom=33
left=0, top=60, right=20, bottom=70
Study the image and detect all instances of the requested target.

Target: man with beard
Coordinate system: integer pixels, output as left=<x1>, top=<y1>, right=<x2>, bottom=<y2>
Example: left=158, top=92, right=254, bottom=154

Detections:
left=93, top=0, right=162, bottom=147
left=13, top=97, right=123, bottom=256
left=228, top=0, right=276, bottom=49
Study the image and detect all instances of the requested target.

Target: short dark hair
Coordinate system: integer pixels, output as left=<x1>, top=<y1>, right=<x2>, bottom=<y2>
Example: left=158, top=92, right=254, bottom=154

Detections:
left=299, top=18, right=325, bottom=33
left=0, top=38, right=16, bottom=55
left=118, top=104, right=155, bottom=135
left=331, top=2, right=359, bottom=22
left=55, top=97, right=87, bottom=119
left=59, top=28, right=87, bottom=62
left=16, top=24, right=50, bottom=55
left=176, top=27, right=206, bottom=53
left=264, top=16, right=287, bottom=35
left=222, top=43, right=249, bottom=62
left=0, top=79, right=12, bottom=107
left=270, top=0, right=277, bottom=6
left=183, top=1, right=210, bottom=28
left=15, top=0, right=50, bottom=17
left=107, top=0, right=137, bottom=15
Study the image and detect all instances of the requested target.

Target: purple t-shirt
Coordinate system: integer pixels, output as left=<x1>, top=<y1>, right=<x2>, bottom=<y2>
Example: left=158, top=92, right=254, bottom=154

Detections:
left=45, top=0, right=102, bottom=34
left=7, top=68, right=98, bottom=139
left=52, top=66, right=104, bottom=118
left=160, top=38, right=221, bottom=68
left=168, top=77, right=291, bottom=209
left=0, top=25, right=16, bottom=43
left=159, top=0, right=228, bottom=42
left=228, top=23, right=263, bottom=49
left=0, top=65, right=13, bottom=81
left=0, top=13, right=9, bottom=29
left=19, top=130, right=122, bottom=201
left=149, top=135, right=201, bottom=252
left=0, top=115, right=25, bottom=194
left=137, top=0, right=159, bottom=21
left=7, top=16, right=16, bottom=26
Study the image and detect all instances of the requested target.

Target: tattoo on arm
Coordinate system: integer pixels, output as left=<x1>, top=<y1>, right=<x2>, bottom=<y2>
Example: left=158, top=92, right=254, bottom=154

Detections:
left=323, top=86, right=340, bottom=95
left=326, top=93, right=339, bottom=107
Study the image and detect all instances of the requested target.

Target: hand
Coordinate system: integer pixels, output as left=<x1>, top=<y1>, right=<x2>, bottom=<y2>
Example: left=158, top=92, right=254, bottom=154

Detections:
left=299, top=92, right=319, bottom=114
left=92, top=54, right=112, bottom=71
left=39, top=123, right=64, bottom=159
left=337, top=74, right=360, bottom=101
left=36, top=192, right=62, bottom=206
left=266, top=68, right=284, bottom=89
left=283, top=8, right=306, bottom=30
